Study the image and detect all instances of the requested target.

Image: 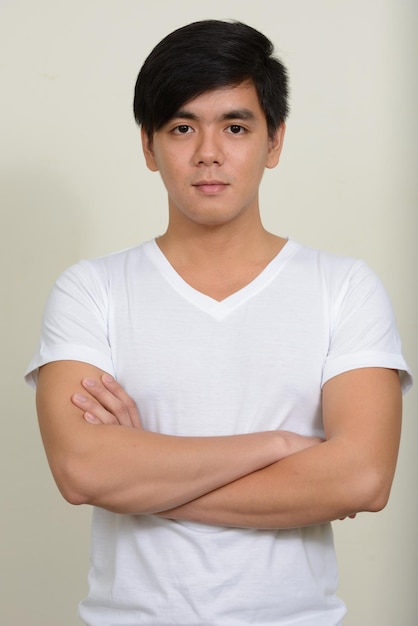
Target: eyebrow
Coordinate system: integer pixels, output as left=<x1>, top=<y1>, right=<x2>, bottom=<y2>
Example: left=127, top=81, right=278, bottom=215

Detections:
left=172, top=108, right=256, bottom=122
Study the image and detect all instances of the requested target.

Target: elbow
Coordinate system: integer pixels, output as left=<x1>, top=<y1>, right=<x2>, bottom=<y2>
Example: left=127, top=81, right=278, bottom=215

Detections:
left=59, top=482, right=91, bottom=507
left=60, top=487, right=89, bottom=507
left=365, top=480, right=392, bottom=513
left=355, top=468, right=394, bottom=513
left=51, top=456, right=94, bottom=507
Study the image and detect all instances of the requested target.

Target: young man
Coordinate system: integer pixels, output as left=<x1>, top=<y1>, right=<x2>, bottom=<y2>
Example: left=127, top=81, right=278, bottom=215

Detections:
left=26, top=20, right=412, bottom=626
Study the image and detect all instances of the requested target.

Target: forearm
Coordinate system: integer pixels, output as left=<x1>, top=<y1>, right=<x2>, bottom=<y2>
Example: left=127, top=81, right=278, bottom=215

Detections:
left=45, top=364, right=321, bottom=515
left=158, top=367, right=403, bottom=529
left=55, top=424, right=287, bottom=515
left=44, top=364, right=400, bottom=523
left=37, top=362, right=294, bottom=514
left=157, top=438, right=389, bottom=529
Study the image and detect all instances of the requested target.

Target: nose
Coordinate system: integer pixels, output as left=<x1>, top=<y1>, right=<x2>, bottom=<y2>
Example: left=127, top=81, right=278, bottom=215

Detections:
left=193, top=130, right=224, bottom=166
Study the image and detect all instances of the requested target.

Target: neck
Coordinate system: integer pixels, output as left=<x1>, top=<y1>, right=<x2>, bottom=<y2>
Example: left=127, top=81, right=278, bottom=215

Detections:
left=157, top=216, right=284, bottom=268
left=155, top=215, right=287, bottom=301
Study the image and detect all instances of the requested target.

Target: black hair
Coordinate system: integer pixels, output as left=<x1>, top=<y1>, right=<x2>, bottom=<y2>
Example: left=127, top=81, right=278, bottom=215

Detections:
left=133, top=20, right=289, bottom=140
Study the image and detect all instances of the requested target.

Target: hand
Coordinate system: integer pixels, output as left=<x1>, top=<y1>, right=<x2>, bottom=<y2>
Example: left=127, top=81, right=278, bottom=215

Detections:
left=278, top=430, right=324, bottom=457
left=71, top=374, right=142, bottom=429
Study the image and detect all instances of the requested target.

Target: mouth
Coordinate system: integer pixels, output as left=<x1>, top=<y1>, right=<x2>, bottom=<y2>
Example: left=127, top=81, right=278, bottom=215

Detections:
left=192, top=180, right=229, bottom=194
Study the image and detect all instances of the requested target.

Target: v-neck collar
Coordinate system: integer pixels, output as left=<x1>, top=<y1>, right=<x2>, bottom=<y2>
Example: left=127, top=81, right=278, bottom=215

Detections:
left=143, top=238, right=300, bottom=320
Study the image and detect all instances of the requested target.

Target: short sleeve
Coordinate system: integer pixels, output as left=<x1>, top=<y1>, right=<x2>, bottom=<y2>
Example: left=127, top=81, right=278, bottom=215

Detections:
left=25, top=260, right=114, bottom=388
left=322, top=261, right=412, bottom=393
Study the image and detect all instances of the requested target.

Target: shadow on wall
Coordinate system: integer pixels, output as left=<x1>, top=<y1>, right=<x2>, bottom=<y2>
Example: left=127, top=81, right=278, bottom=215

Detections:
left=0, top=163, right=91, bottom=626
left=1, top=161, right=86, bottom=435
left=1, top=159, right=86, bottom=466
left=1, top=163, right=85, bottom=307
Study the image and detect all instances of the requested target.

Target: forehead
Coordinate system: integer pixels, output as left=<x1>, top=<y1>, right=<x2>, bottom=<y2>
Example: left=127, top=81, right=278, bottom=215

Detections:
left=172, top=81, right=265, bottom=121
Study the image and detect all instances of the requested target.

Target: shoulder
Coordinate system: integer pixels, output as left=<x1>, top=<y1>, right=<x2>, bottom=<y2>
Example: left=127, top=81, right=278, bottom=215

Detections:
left=55, top=241, right=152, bottom=289
left=290, top=240, right=378, bottom=292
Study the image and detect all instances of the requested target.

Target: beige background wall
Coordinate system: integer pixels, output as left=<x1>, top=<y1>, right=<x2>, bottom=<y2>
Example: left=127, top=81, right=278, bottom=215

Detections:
left=1, top=1, right=416, bottom=624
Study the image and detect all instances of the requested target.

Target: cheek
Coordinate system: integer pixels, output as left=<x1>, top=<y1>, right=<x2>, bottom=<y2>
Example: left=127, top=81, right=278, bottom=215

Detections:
left=238, top=152, right=268, bottom=184
left=154, top=148, right=189, bottom=181
left=154, top=157, right=178, bottom=183
left=157, top=165, right=189, bottom=199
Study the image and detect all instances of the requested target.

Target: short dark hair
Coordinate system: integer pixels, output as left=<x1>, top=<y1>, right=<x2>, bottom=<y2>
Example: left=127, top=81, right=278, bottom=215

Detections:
left=133, top=20, right=289, bottom=140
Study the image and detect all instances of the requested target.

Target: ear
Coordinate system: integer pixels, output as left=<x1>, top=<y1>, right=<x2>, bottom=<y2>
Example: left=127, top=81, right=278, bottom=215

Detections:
left=141, top=127, right=159, bottom=172
left=266, top=123, right=286, bottom=169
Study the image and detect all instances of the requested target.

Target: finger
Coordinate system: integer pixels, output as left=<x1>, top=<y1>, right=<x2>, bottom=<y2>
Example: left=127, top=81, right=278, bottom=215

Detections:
left=81, top=378, right=133, bottom=427
left=100, top=374, right=142, bottom=429
left=81, top=377, right=140, bottom=428
left=72, top=393, right=118, bottom=425
left=84, top=412, right=101, bottom=424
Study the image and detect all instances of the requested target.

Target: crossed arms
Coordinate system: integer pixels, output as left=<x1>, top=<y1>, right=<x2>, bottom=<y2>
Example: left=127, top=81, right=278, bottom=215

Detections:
left=36, top=360, right=402, bottom=529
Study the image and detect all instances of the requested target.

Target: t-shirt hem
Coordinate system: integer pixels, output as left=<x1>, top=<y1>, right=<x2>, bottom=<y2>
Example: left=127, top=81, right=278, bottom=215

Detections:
left=24, top=345, right=114, bottom=388
left=322, top=351, right=413, bottom=394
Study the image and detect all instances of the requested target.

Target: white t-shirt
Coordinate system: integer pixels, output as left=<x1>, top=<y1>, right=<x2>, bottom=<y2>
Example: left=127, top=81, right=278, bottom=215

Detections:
left=26, top=239, right=412, bottom=626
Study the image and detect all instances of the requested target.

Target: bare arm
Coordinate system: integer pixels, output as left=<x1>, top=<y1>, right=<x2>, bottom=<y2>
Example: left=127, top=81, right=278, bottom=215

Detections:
left=36, top=360, right=320, bottom=515
left=157, top=368, right=402, bottom=528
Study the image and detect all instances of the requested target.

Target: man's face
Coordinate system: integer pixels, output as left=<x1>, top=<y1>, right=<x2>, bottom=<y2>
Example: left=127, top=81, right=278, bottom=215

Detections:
left=141, top=81, right=285, bottom=230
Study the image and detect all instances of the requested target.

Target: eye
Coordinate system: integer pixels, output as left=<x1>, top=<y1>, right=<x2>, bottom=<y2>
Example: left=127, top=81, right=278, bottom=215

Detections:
left=172, top=125, right=193, bottom=134
left=227, top=125, right=246, bottom=135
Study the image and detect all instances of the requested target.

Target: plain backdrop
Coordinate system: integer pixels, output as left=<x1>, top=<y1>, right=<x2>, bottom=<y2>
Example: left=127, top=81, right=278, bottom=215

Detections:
left=1, top=1, right=417, bottom=624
